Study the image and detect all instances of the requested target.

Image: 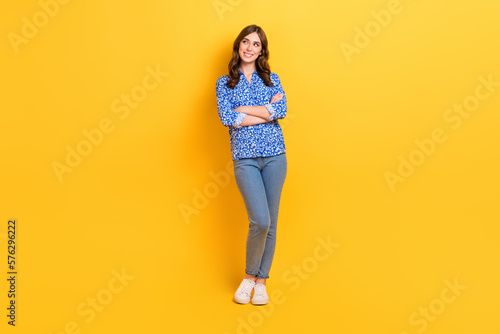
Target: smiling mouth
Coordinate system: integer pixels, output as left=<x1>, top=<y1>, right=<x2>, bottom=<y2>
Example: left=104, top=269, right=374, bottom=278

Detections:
left=243, top=52, right=254, bottom=58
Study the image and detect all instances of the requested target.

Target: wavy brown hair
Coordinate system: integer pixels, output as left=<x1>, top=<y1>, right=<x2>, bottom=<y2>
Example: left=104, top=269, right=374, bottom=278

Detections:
left=226, top=24, right=273, bottom=89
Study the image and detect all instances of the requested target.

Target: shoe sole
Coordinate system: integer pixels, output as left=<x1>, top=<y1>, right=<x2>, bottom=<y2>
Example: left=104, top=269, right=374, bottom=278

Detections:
left=251, top=299, right=269, bottom=305
left=234, top=296, right=251, bottom=304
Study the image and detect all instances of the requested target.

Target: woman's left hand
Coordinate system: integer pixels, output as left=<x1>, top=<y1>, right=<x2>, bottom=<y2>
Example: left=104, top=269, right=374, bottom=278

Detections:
left=270, top=93, right=284, bottom=103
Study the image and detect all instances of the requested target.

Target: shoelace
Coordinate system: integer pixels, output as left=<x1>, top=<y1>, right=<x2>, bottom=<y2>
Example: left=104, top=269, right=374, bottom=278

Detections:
left=253, top=284, right=266, bottom=297
left=238, top=279, right=254, bottom=296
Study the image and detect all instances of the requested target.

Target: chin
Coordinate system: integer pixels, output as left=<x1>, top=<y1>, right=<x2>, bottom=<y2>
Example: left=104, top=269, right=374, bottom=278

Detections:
left=241, top=57, right=256, bottom=63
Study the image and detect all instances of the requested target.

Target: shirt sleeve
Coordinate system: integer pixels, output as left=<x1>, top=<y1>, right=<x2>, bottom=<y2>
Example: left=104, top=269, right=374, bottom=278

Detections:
left=216, top=77, right=246, bottom=128
left=264, top=73, right=287, bottom=121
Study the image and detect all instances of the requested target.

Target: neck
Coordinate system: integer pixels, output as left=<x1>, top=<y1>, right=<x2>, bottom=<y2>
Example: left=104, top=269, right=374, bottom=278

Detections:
left=239, top=62, right=256, bottom=75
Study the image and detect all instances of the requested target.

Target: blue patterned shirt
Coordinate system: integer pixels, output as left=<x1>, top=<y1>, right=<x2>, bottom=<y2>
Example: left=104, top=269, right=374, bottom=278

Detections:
left=216, top=70, right=287, bottom=160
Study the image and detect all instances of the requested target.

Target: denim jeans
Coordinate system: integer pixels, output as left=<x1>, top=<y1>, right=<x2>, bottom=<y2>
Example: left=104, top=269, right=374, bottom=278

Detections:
left=233, top=153, right=287, bottom=279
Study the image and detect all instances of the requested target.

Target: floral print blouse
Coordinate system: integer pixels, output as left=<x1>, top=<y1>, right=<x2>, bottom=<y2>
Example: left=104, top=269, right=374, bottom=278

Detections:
left=216, top=70, right=287, bottom=160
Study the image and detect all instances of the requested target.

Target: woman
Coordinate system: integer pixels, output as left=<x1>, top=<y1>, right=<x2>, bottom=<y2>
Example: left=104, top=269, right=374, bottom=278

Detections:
left=215, top=24, right=288, bottom=305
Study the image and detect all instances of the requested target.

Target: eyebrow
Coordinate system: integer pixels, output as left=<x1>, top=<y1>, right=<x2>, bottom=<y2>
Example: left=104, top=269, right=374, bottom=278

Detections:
left=243, top=38, right=261, bottom=44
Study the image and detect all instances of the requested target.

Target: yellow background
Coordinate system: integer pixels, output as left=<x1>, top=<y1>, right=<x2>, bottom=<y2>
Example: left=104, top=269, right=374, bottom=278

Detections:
left=1, top=0, right=499, bottom=333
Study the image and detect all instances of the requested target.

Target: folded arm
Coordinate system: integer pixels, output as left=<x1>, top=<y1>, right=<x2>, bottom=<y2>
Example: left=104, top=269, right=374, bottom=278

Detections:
left=235, top=93, right=284, bottom=123
left=235, top=73, right=287, bottom=123
left=216, top=74, right=287, bottom=128
left=216, top=78, right=245, bottom=127
left=239, top=115, right=271, bottom=126
left=264, top=74, right=287, bottom=121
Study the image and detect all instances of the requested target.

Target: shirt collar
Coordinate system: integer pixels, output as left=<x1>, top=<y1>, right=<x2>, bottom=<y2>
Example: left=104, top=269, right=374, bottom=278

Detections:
left=238, top=69, right=257, bottom=76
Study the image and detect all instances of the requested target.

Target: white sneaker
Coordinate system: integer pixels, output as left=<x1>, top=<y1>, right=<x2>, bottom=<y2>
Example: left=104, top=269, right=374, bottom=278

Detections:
left=234, top=279, right=255, bottom=304
left=251, top=284, right=269, bottom=305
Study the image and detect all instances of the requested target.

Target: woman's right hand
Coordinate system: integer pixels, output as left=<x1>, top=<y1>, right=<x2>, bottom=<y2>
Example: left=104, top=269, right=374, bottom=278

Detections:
left=270, top=93, right=284, bottom=103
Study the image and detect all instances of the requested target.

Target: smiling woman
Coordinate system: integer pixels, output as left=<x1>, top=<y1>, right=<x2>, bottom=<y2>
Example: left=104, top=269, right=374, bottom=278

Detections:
left=215, top=24, right=288, bottom=306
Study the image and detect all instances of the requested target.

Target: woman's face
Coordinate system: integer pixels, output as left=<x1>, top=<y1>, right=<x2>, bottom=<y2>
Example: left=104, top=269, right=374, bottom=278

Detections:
left=238, top=32, right=262, bottom=65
